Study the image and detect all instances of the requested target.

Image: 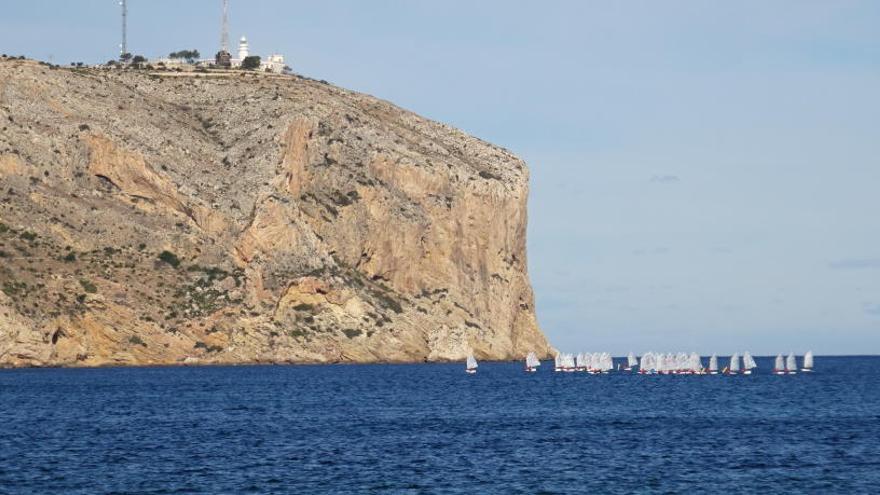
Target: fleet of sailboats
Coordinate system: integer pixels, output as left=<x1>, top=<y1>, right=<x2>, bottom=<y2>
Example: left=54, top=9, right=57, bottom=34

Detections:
left=464, top=351, right=815, bottom=375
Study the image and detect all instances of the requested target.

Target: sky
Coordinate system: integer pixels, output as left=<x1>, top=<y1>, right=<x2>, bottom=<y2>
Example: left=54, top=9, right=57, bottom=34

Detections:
left=1, top=1, right=879, bottom=355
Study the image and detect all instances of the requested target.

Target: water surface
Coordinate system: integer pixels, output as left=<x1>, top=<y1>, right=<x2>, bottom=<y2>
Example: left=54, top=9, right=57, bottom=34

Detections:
left=1, top=356, right=878, bottom=493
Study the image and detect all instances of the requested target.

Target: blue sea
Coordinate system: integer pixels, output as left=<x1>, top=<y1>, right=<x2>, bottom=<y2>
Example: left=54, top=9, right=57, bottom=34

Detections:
left=1, top=356, right=879, bottom=494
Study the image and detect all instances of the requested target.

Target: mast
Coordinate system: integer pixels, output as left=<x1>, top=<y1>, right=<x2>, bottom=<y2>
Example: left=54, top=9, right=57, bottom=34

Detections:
left=221, top=0, right=230, bottom=53
left=119, top=0, right=127, bottom=60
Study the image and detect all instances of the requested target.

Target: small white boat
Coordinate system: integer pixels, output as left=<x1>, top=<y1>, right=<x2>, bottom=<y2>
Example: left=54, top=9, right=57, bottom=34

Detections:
left=773, top=354, right=785, bottom=375
left=801, top=351, right=814, bottom=372
left=575, top=352, right=586, bottom=372
left=465, top=355, right=478, bottom=374
left=553, top=353, right=562, bottom=372
left=727, top=353, right=741, bottom=375
left=639, top=352, right=656, bottom=374
left=708, top=354, right=719, bottom=375
left=689, top=352, right=703, bottom=374
left=625, top=352, right=638, bottom=371
left=525, top=352, right=540, bottom=372
left=742, top=351, right=757, bottom=375
left=786, top=352, right=798, bottom=375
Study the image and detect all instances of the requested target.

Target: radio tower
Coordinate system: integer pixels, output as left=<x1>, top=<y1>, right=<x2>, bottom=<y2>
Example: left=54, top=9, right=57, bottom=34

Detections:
left=119, top=0, right=128, bottom=60
left=221, top=0, right=230, bottom=53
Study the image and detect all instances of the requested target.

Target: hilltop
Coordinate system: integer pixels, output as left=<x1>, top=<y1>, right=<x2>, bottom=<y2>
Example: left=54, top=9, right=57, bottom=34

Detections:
left=0, top=57, right=551, bottom=366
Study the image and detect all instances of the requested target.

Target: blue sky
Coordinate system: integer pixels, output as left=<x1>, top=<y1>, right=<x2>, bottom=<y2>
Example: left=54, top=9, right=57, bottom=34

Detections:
left=2, top=1, right=879, bottom=355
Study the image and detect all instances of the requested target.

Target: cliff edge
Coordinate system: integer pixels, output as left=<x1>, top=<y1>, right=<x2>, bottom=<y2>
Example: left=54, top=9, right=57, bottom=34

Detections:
left=0, top=57, right=551, bottom=367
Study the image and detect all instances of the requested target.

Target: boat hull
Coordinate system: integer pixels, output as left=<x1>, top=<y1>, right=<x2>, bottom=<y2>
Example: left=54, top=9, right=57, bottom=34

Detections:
left=465, top=369, right=476, bottom=374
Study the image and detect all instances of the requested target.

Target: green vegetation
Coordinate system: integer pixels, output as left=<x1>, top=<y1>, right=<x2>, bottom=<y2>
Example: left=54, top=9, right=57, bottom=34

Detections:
left=63, top=252, right=76, bottom=262
left=128, top=335, right=147, bottom=347
left=293, top=303, right=315, bottom=312
left=194, top=341, right=223, bottom=353
left=241, top=55, right=261, bottom=70
left=342, top=328, right=363, bottom=339
left=19, top=231, right=37, bottom=241
left=2, top=280, right=27, bottom=297
left=169, top=49, right=200, bottom=62
left=0, top=223, right=8, bottom=234
left=79, top=279, right=98, bottom=294
left=158, top=250, right=181, bottom=268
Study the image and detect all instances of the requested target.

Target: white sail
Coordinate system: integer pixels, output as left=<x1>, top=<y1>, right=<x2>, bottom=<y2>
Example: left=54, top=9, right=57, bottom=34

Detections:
left=803, top=351, right=813, bottom=369
left=729, top=352, right=741, bottom=373
left=627, top=352, right=638, bottom=368
left=742, top=351, right=757, bottom=370
left=641, top=352, right=655, bottom=371
left=466, top=355, right=478, bottom=370
left=689, top=352, right=703, bottom=372
left=709, top=354, right=718, bottom=372
left=774, top=354, right=784, bottom=370
left=786, top=352, right=797, bottom=372
left=526, top=352, right=540, bottom=368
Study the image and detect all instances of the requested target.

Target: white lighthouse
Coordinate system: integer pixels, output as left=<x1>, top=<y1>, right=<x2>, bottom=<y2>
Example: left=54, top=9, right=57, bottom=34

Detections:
left=238, top=36, right=249, bottom=60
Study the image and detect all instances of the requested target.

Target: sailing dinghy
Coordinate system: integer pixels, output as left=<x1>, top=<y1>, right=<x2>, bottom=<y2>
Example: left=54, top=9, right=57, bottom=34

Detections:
left=742, top=351, right=757, bottom=375
left=708, top=354, right=719, bottom=375
left=786, top=352, right=798, bottom=375
left=773, top=354, right=785, bottom=375
left=465, top=355, right=478, bottom=374
left=727, top=353, right=741, bottom=375
left=525, top=352, right=541, bottom=372
left=625, top=352, right=638, bottom=371
left=801, top=351, right=814, bottom=372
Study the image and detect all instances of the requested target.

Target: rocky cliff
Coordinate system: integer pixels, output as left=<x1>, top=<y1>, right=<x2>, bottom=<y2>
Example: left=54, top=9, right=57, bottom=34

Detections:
left=0, top=57, right=551, bottom=367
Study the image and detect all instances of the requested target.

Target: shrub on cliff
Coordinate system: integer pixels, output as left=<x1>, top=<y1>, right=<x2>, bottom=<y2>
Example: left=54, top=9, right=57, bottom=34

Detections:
left=158, top=250, right=181, bottom=268
left=241, top=56, right=261, bottom=70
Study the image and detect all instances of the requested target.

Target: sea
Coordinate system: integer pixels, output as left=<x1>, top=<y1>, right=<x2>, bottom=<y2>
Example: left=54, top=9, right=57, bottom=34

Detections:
left=1, top=356, right=878, bottom=494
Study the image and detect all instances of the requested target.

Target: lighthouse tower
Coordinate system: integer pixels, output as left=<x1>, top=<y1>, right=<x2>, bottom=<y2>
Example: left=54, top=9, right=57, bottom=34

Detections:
left=238, top=36, right=249, bottom=61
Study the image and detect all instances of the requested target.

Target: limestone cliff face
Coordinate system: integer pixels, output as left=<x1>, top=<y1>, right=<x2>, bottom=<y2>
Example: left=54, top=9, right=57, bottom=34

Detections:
left=0, top=57, right=551, bottom=367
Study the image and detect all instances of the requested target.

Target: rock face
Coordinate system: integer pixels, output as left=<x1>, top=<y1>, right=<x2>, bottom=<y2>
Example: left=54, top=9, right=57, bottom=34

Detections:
left=0, top=57, right=551, bottom=367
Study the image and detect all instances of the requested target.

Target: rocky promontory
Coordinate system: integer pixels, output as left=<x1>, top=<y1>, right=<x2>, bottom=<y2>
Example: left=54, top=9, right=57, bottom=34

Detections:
left=0, top=57, right=551, bottom=367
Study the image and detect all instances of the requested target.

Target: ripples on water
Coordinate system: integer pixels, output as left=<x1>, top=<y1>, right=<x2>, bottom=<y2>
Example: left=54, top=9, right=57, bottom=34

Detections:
left=1, top=356, right=879, bottom=493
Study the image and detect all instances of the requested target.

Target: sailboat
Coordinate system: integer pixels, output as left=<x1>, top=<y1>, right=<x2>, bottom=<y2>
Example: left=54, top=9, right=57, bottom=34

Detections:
left=576, top=353, right=590, bottom=372
left=773, top=354, right=785, bottom=375
left=708, top=354, right=719, bottom=375
left=786, top=352, right=798, bottom=375
left=727, top=353, right=741, bottom=375
left=639, top=352, right=655, bottom=374
left=625, top=352, right=638, bottom=371
left=465, top=355, right=478, bottom=374
left=742, top=351, right=757, bottom=375
left=525, top=352, right=540, bottom=373
left=565, top=353, right=577, bottom=372
left=553, top=353, right=562, bottom=372
left=689, top=352, right=703, bottom=374
left=801, top=351, right=814, bottom=372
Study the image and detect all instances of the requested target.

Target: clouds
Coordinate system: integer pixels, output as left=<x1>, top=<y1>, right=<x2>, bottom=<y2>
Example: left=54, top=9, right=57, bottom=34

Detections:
left=650, top=175, right=680, bottom=184
left=864, top=304, right=880, bottom=316
left=829, top=258, right=880, bottom=270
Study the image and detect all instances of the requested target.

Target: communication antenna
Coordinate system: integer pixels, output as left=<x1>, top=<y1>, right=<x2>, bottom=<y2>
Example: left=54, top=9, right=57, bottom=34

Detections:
left=221, top=0, right=230, bottom=53
left=119, top=0, right=128, bottom=59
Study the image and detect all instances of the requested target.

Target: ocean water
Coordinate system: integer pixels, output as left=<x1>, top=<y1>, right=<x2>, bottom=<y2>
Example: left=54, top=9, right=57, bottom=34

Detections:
left=1, top=356, right=878, bottom=494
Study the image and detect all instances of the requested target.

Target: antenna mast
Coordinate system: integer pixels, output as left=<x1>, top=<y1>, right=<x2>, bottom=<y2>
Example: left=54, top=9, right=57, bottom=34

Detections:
left=221, top=0, right=230, bottom=53
left=119, top=0, right=128, bottom=60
